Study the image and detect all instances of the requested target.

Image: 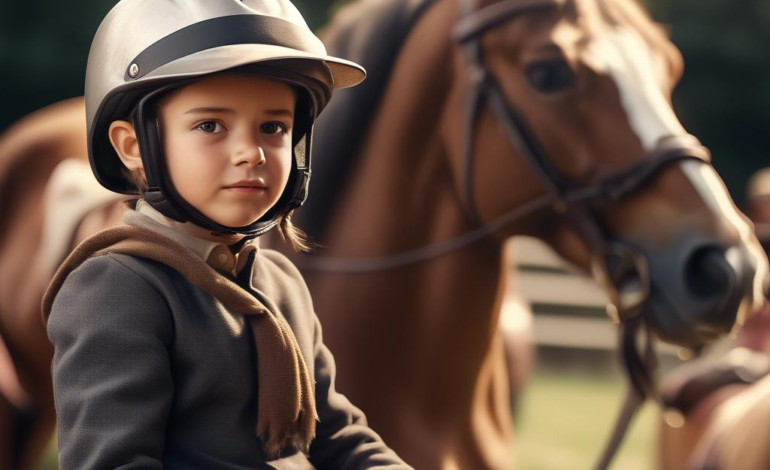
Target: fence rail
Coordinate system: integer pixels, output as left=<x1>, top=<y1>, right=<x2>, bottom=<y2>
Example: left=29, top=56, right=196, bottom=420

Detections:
left=509, top=237, right=679, bottom=355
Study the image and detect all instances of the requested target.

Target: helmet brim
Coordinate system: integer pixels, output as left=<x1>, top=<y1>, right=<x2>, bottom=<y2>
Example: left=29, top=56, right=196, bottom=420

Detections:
left=143, top=43, right=366, bottom=90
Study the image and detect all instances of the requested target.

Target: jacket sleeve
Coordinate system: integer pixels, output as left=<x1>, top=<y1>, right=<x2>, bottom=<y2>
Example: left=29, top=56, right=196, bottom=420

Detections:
left=47, top=255, right=174, bottom=470
left=308, top=315, right=413, bottom=470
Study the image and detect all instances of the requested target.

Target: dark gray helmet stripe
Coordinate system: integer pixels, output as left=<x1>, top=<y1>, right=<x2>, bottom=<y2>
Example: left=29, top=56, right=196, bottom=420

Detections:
left=125, top=14, right=325, bottom=81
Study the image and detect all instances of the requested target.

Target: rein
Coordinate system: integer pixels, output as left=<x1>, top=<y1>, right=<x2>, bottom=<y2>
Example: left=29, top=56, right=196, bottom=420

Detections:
left=301, top=1, right=704, bottom=468
left=298, top=142, right=703, bottom=274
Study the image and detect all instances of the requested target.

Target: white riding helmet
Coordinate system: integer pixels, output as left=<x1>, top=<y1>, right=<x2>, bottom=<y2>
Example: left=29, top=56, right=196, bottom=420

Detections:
left=85, top=0, right=365, bottom=235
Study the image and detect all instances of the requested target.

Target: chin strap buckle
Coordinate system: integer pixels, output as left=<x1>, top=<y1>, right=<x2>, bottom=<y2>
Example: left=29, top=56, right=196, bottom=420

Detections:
left=294, top=170, right=312, bottom=207
left=143, top=188, right=189, bottom=223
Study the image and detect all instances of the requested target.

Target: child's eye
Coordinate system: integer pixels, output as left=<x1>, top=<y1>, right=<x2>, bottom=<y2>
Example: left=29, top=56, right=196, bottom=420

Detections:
left=260, top=122, right=287, bottom=135
left=195, top=121, right=226, bottom=134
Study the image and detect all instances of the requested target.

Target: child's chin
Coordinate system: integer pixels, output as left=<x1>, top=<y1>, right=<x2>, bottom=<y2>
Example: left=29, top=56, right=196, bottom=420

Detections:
left=210, top=213, right=265, bottom=228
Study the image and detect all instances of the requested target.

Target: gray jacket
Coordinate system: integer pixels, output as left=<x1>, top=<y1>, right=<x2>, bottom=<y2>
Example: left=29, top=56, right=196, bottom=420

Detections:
left=47, top=227, right=410, bottom=469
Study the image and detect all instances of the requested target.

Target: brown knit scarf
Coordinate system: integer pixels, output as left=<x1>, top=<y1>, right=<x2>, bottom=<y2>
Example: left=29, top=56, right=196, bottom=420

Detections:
left=41, top=225, right=317, bottom=457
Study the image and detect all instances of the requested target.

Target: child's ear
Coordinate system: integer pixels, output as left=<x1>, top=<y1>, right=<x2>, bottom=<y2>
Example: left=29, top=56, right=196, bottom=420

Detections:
left=108, top=120, right=144, bottom=172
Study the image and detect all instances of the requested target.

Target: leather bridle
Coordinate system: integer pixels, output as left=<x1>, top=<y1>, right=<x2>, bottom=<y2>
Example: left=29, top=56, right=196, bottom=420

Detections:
left=454, top=0, right=710, bottom=320
left=455, top=0, right=709, bottom=468
left=303, top=1, right=711, bottom=467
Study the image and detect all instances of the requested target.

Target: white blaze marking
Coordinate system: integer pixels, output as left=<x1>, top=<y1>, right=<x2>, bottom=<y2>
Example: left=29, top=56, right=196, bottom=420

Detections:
left=588, top=27, right=768, bottom=313
left=680, top=161, right=769, bottom=314
left=587, top=26, right=686, bottom=150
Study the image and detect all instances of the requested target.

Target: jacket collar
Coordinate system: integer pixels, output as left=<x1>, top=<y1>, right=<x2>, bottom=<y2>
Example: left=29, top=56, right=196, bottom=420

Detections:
left=123, top=199, right=257, bottom=275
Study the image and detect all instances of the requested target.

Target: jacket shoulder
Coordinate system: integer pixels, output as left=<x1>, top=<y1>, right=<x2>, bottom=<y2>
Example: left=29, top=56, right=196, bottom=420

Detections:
left=47, top=254, right=174, bottom=347
left=64, top=252, right=179, bottom=283
left=56, top=253, right=168, bottom=298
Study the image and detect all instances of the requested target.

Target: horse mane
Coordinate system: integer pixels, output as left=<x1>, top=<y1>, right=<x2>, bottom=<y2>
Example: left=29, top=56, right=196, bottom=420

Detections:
left=294, top=0, right=441, bottom=238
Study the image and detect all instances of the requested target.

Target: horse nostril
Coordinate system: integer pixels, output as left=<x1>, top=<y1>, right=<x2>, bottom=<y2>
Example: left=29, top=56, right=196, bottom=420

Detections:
left=684, top=247, right=736, bottom=299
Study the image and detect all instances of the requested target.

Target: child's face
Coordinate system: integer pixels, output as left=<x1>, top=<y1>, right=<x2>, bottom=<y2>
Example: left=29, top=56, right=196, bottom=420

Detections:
left=158, top=74, right=296, bottom=227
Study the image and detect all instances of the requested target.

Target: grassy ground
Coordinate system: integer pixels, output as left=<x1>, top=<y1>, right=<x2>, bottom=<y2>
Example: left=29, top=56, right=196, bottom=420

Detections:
left=37, top=369, right=658, bottom=470
left=39, top=437, right=56, bottom=470
left=515, top=371, right=658, bottom=470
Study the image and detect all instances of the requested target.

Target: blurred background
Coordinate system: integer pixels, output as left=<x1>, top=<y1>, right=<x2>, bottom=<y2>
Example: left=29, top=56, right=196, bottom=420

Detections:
left=1, top=0, right=767, bottom=469
left=2, top=0, right=768, bottom=206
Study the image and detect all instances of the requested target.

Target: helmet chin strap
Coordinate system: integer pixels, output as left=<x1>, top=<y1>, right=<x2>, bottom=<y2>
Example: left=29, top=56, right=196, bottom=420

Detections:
left=130, top=80, right=313, bottom=237
left=142, top=190, right=276, bottom=238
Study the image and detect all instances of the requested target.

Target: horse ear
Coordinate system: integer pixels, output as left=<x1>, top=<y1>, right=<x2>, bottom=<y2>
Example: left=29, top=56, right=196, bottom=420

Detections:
left=108, top=120, right=143, bottom=173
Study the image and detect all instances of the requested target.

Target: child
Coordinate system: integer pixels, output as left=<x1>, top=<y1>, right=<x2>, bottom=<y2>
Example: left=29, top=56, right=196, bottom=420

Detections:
left=42, top=1, right=413, bottom=469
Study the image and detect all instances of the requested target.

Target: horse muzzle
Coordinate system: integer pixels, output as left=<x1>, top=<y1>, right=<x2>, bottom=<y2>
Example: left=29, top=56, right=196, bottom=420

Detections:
left=625, top=233, right=768, bottom=347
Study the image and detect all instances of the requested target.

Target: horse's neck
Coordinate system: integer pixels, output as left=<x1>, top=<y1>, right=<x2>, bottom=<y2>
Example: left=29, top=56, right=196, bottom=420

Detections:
left=318, top=0, right=506, bottom=328
left=323, top=0, right=482, bottom=258
left=307, top=4, right=513, bottom=462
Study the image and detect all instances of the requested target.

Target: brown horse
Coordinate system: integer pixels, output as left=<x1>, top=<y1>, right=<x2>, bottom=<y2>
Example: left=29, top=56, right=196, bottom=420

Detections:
left=0, top=97, right=124, bottom=470
left=291, top=0, right=768, bottom=468
left=0, top=1, right=768, bottom=470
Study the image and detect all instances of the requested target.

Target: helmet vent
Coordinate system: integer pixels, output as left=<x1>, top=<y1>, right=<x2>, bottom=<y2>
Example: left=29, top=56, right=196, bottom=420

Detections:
left=295, top=135, right=307, bottom=168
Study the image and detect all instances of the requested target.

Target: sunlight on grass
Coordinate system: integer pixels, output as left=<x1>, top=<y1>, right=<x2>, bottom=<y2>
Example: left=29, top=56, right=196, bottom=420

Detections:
left=39, top=434, right=56, bottom=470
left=514, top=371, right=659, bottom=470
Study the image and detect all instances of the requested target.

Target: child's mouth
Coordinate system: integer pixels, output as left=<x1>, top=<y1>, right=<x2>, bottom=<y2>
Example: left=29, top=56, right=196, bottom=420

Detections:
left=224, top=179, right=268, bottom=194
left=225, top=186, right=267, bottom=194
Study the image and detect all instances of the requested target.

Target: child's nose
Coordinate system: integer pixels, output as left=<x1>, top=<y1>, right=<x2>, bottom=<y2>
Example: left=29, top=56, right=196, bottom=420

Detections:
left=232, top=138, right=266, bottom=167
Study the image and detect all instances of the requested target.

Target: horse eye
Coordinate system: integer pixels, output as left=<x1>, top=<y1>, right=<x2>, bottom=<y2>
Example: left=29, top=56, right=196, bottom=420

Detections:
left=525, top=59, right=576, bottom=94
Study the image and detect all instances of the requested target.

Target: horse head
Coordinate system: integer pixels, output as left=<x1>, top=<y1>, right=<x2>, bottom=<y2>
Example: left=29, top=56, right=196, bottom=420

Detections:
left=440, top=0, right=769, bottom=347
